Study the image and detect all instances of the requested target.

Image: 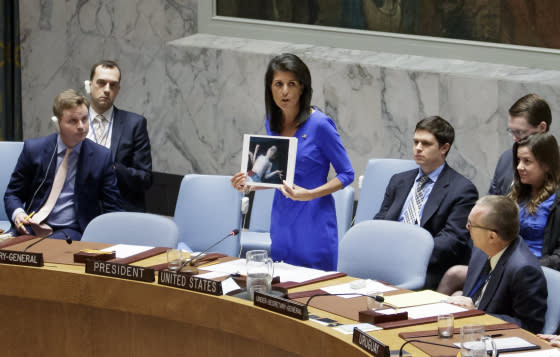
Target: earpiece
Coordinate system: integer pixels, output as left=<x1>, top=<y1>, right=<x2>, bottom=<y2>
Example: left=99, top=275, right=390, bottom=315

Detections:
left=51, top=116, right=60, bottom=133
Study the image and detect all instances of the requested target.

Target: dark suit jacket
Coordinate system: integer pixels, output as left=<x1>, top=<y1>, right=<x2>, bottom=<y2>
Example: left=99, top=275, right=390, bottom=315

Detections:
left=4, top=134, right=122, bottom=233
left=488, top=148, right=513, bottom=195
left=374, top=164, right=479, bottom=288
left=463, top=238, right=547, bottom=333
left=111, top=107, right=152, bottom=211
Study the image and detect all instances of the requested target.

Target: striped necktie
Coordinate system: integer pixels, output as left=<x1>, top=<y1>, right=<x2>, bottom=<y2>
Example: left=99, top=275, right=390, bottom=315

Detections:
left=402, top=175, right=430, bottom=225
left=29, top=147, right=72, bottom=236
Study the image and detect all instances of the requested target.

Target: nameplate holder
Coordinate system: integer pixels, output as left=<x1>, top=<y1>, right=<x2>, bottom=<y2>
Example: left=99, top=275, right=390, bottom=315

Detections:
left=0, top=249, right=43, bottom=267
left=359, top=310, right=408, bottom=324
left=253, top=291, right=309, bottom=320
left=353, top=327, right=390, bottom=357
left=85, top=260, right=155, bottom=282
left=158, top=270, right=223, bottom=296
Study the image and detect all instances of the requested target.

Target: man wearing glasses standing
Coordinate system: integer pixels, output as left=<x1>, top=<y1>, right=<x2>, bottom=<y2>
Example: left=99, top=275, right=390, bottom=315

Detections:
left=488, top=94, right=551, bottom=195
left=448, top=195, right=547, bottom=334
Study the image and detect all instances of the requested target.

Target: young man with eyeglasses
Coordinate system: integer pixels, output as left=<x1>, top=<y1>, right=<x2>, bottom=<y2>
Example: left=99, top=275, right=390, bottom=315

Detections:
left=488, top=94, right=551, bottom=195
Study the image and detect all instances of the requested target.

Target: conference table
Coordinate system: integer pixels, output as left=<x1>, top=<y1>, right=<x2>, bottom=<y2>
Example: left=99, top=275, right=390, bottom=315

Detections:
left=0, top=238, right=552, bottom=356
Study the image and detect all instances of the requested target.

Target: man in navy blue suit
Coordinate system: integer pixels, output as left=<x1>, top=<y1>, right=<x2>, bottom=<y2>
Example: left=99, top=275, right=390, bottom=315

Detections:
left=488, top=94, right=551, bottom=195
left=448, top=195, right=547, bottom=334
left=87, top=60, right=152, bottom=212
left=374, top=116, right=478, bottom=289
left=4, top=89, right=122, bottom=240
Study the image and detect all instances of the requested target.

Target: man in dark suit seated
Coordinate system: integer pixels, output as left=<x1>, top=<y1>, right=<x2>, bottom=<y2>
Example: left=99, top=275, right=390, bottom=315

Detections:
left=448, top=195, right=547, bottom=334
left=488, top=94, right=551, bottom=195
left=86, top=60, right=152, bottom=212
left=374, top=116, right=478, bottom=289
left=4, top=89, right=122, bottom=240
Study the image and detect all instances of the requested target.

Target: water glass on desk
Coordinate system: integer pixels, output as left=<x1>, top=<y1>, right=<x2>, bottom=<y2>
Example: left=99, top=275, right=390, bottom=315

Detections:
left=460, top=325, right=497, bottom=357
left=437, top=314, right=454, bottom=338
left=246, top=250, right=273, bottom=300
left=167, top=249, right=186, bottom=272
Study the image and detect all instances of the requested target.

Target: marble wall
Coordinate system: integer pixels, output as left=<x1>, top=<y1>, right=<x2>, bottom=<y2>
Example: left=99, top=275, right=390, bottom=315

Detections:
left=19, top=1, right=560, bottom=196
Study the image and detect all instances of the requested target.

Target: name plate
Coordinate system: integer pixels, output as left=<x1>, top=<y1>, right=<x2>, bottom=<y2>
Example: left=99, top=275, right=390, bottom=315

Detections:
left=0, top=249, right=43, bottom=267
left=353, top=328, right=390, bottom=357
left=158, top=270, right=223, bottom=296
left=253, top=291, right=308, bottom=320
left=85, top=260, right=154, bottom=282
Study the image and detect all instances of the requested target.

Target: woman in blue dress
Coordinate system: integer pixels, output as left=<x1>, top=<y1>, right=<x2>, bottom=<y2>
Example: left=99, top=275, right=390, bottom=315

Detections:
left=510, top=132, right=560, bottom=270
left=232, top=53, right=354, bottom=271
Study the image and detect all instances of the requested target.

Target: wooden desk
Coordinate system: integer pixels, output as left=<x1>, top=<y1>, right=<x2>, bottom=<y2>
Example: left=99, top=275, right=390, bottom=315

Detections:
left=0, top=244, right=544, bottom=357
left=0, top=259, right=368, bottom=356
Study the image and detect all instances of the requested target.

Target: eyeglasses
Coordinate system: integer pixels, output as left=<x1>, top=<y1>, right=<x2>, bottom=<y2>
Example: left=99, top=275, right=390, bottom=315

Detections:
left=466, top=220, right=497, bottom=233
left=506, top=128, right=531, bottom=139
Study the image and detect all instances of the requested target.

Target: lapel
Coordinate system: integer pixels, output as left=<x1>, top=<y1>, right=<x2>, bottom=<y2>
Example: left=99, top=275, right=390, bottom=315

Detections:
left=75, top=139, right=93, bottom=191
left=477, top=239, right=517, bottom=310
left=464, top=250, right=488, bottom=295
left=110, top=106, right=123, bottom=162
left=420, top=163, right=450, bottom=226
left=38, top=135, right=59, bottom=204
left=393, top=170, right=417, bottom=218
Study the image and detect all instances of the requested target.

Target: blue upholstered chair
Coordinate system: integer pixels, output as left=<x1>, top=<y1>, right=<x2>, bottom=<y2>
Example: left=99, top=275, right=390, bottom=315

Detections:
left=81, top=212, right=179, bottom=248
left=174, top=174, right=242, bottom=257
left=332, top=185, right=355, bottom=242
left=0, top=141, right=24, bottom=232
left=542, top=266, right=560, bottom=334
left=239, top=189, right=274, bottom=257
left=337, top=220, right=434, bottom=290
left=354, top=158, right=417, bottom=224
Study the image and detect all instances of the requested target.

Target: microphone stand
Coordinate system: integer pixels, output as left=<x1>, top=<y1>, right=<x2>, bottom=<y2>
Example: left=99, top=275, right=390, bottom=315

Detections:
left=23, top=230, right=72, bottom=252
left=176, top=229, right=240, bottom=274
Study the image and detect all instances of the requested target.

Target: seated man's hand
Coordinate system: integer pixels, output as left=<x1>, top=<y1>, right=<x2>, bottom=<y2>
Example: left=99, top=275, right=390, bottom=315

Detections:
left=447, top=295, right=475, bottom=309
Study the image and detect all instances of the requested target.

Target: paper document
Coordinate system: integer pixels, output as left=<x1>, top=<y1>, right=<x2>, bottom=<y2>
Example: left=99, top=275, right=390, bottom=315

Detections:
left=220, top=277, right=241, bottom=295
left=333, top=323, right=382, bottom=335
left=196, top=271, right=231, bottom=280
left=502, top=349, right=560, bottom=356
left=321, top=279, right=397, bottom=298
left=382, top=290, right=448, bottom=308
left=377, top=302, right=466, bottom=319
left=455, top=336, right=539, bottom=353
left=203, top=259, right=337, bottom=283
left=101, top=244, right=154, bottom=258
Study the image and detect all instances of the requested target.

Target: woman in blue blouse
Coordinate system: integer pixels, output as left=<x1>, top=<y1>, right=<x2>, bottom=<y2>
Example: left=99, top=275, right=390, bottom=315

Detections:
left=232, top=53, right=354, bottom=271
left=510, top=132, right=560, bottom=270
left=438, top=132, right=560, bottom=294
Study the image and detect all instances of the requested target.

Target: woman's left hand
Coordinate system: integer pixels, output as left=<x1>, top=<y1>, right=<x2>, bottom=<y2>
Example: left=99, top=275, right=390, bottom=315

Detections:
left=280, top=181, right=315, bottom=201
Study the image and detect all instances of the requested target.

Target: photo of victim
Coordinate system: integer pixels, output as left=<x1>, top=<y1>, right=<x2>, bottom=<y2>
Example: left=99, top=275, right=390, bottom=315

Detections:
left=241, top=134, right=297, bottom=188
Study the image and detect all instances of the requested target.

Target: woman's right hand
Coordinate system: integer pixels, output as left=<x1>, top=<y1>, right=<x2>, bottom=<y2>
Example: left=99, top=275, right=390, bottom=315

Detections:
left=231, top=172, right=248, bottom=192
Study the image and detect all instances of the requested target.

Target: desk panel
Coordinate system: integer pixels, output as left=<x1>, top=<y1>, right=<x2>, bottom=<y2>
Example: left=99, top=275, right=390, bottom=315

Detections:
left=0, top=264, right=368, bottom=356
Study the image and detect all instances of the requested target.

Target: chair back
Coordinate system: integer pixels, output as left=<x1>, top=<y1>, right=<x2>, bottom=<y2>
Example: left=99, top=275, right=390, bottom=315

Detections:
left=174, top=174, right=242, bottom=256
left=542, top=266, right=560, bottom=334
left=333, top=185, right=355, bottom=242
left=248, top=189, right=275, bottom=232
left=338, top=220, right=434, bottom=290
left=0, top=141, right=24, bottom=230
left=354, top=158, right=417, bottom=224
left=81, top=212, right=179, bottom=248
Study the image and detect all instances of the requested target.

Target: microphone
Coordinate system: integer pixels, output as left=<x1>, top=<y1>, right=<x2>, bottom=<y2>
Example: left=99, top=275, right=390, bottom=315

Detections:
left=304, top=292, right=384, bottom=309
left=177, top=228, right=240, bottom=274
left=23, top=230, right=73, bottom=252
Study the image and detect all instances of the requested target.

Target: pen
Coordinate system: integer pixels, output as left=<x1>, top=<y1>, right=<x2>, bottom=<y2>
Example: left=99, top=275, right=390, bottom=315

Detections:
left=488, top=334, right=503, bottom=338
left=17, top=211, right=35, bottom=228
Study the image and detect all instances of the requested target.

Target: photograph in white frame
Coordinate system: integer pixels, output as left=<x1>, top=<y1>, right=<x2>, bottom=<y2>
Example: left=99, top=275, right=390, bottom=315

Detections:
left=241, top=134, right=298, bottom=188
